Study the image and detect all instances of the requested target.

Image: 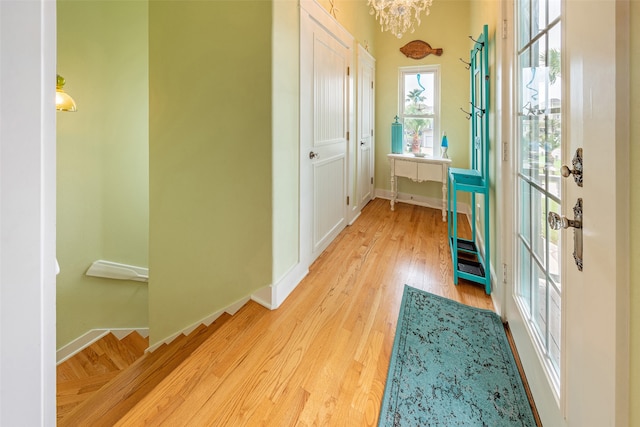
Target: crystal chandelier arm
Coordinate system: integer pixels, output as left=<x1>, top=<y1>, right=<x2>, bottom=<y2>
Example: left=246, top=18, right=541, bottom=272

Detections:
left=367, top=0, right=433, bottom=38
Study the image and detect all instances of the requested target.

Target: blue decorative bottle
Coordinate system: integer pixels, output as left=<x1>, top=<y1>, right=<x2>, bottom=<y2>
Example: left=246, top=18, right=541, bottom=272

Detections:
left=391, top=116, right=403, bottom=154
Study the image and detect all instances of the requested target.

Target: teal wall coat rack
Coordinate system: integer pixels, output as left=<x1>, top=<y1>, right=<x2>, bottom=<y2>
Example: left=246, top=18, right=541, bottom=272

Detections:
left=447, top=24, right=491, bottom=294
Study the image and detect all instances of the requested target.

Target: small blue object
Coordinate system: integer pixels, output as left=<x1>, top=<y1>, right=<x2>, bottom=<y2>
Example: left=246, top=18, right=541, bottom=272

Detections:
left=441, top=132, right=448, bottom=147
left=391, top=116, right=403, bottom=154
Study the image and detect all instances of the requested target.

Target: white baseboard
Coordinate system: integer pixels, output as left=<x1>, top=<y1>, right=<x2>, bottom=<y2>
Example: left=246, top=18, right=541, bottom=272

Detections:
left=269, top=262, right=309, bottom=310
left=57, top=327, right=149, bottom=364
left=374, top=189, right=471, bottom=215
left=348, top=210, right=361, bottom=226
left=147, top=295, right=251, bottom=353
left=111, top=328, right=149, bottom=340
left=474, top=227, right=500, bottom=316
left=251, top=285, right=274, bottom=309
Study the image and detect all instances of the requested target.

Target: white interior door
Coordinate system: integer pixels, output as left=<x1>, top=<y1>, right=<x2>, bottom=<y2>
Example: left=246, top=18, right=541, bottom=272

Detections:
left=357, top=45, right=375, bottom=212
left=300, top=2, right=352, bottom=265
left=504, top=0, right=630, bottom=426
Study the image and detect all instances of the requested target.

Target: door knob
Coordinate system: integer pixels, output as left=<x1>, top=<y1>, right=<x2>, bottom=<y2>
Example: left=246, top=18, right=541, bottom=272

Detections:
left=360, top=141, right=365, bottom=146
left=547, top=211, right=581, bottom=230
left=547, top=199, right=583, bottom=271
left=309, top=151, right=319, bottom=159
left=560, top=147, right=583, bottom=187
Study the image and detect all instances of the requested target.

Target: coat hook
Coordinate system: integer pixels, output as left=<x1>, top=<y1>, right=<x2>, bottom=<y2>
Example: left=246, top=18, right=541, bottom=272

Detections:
left=470, top=101, right=486, bottom=116
left=460, top=107, right=472, bottom=119
left=459, top=58, right=471, bottom=69
left=468, top=35, right=485, bottom=47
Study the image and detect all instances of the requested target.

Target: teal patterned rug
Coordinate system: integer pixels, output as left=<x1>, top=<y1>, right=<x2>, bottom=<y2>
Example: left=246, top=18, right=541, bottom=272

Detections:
left=379, top=286, right=536, bottom=426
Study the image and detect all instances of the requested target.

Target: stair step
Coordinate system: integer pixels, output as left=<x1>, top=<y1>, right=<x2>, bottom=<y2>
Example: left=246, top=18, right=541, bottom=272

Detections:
left=119, top=331, right=149, bottom=356
left=113, top=302, right=268, bottom=426
left=57, top=334, right=129, bottom=383
left=57, top=371, right=121, bottom=420
left=93, top=333, right=142, bottom=369
left=56, top=332, right=149, bottom=421
left=58, top=313, right=233, bottom=426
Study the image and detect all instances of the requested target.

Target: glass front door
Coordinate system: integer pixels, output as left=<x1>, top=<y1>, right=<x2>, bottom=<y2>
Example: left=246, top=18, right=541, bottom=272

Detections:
left=514, top=0, right=563, bottom=394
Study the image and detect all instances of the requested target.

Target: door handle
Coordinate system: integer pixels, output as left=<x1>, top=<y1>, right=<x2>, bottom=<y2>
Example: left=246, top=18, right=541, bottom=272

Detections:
left=360, top=141, right=366, bottom=146
left=547, top=212, right=581, bottom=230
left=309, top=151, right=319, bottom=160
left=547, top=198, right=583, bottom=271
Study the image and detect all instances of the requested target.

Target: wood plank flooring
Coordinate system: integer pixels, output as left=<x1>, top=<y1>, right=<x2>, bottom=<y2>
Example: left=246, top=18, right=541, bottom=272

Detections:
left=113, top=199, right=494, bottom=426
left=56, top=332, right=149, bottom=420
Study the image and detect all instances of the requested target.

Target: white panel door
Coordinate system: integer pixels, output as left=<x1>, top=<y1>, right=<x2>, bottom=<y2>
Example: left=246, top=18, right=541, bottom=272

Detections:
left=300, top=4, right=351, bottom=265
left=357, top=45, right=375, bottom=211
left=504, top=0, right=630, bottom=425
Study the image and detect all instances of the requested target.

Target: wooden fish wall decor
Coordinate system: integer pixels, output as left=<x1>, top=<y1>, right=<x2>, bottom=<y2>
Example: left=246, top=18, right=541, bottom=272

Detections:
left=399, top=40, right=444, bottom=59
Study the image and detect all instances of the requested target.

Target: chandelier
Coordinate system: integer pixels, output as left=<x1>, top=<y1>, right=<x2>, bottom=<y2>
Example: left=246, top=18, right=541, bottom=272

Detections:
left=368, top=0, right=433, bottom=39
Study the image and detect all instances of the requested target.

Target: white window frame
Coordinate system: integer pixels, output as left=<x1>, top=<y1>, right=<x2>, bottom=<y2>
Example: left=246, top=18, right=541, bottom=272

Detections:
left=398, top=65, right=441, bottom=156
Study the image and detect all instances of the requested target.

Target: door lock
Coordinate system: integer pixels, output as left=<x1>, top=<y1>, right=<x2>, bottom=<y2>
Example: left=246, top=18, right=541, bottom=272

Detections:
left=309, top=151, right=319, bottom=159
left=561, top=147, right=583, bottom=187
left=547, top=198, right=583, bottom=271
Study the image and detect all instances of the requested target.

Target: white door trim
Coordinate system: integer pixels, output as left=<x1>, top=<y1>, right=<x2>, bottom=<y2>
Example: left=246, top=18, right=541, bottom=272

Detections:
left=0, top=0, right=57, bottom=424
left=354, top=43, right=375, bottom=222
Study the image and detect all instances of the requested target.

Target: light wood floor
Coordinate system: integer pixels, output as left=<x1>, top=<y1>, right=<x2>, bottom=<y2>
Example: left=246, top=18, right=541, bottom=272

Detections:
left=115, top=198, right=493, bottom=426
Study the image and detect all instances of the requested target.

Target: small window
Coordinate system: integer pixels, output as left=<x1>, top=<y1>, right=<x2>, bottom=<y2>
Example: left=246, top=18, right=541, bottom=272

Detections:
left=399, top=66, right=440, bottom=156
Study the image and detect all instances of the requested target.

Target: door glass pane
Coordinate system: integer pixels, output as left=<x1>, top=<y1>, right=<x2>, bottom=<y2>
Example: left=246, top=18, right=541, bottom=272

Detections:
left=531, top=186, right=546, bottom=269
left=517, top=0, right=530, bottom=50
left=547, top=25, right=562, bottom=199
left=522, top=37, right=546, bottom=190
left=519, top=178, right=531, bottom=244
left=515, top=0, right=562, bottom=395
left=518, top=114, right=534, bottom=178
left=532, top=262, right=547, bottom=343
left=549, top=279, right=561, bottom=372
left=518, top=239, right=532, bottom=312
left=548, top=197, right=561, bottom=278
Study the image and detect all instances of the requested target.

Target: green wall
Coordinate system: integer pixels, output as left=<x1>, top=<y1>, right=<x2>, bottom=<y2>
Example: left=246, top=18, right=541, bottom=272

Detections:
left=373, top=1, right=471, bottom=202
left=630, top=0, right=639, bottom=422
left=148, top=0, right=272, bottom=346
left=56, top=0, right=149, bottom=348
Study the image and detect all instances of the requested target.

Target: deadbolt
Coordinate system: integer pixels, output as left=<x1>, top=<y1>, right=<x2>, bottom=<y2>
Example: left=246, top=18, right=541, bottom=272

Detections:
left=561, top=147, right=583, bottom=187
